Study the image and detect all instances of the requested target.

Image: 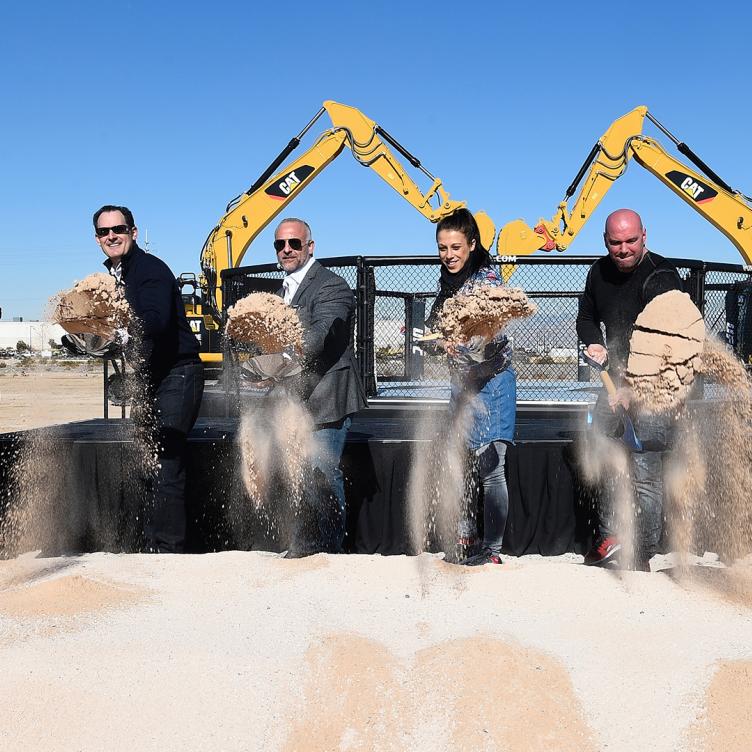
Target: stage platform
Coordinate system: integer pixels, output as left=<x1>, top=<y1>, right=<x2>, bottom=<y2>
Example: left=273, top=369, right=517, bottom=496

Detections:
left=0, top=399, right=595, bottom=557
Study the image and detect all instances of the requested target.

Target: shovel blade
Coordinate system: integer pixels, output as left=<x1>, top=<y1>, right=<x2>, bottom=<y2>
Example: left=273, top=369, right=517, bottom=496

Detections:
left=617, top=406, right=643, bottom=452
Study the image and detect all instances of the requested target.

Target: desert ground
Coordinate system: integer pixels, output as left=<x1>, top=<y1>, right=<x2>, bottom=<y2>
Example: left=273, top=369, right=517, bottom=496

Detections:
left=1, top=363, right=751, bottom=751
left=0, top=362, right=109, bottom=431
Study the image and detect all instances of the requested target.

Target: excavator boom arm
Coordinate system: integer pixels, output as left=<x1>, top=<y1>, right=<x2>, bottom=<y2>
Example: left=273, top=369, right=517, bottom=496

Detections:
left=199, top=127, right=349, bottom=313
left=496, top=107, right=752, bottom=265
left=497, top=107, right=647, bottom=255
left=630, top=136, right=752, bottom=264
left=199, top=100, right=486, bottom=315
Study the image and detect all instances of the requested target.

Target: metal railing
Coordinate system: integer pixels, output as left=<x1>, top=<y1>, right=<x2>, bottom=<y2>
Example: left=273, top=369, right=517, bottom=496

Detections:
left=221, top=255, right=752, bottom=401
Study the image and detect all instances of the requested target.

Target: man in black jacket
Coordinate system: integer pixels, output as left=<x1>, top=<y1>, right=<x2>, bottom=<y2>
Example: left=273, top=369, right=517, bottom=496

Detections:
left=274, top=217, right=367, bottom=555
left=94, top=205, right=204, bottom=553
left=576, top=208, right=682, bottom=570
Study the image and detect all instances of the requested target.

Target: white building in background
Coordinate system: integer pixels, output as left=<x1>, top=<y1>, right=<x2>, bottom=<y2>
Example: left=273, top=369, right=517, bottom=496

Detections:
left=0, top=322, right=66, bottom=351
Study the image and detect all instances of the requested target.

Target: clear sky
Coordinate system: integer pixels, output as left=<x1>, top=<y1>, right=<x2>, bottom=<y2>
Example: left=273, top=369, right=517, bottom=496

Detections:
left=2, top=0, right=751, bottom=319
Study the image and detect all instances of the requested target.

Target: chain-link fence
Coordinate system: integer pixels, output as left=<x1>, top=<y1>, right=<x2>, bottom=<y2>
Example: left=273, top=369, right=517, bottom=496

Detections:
left=222, top=255, right=752, bottom=401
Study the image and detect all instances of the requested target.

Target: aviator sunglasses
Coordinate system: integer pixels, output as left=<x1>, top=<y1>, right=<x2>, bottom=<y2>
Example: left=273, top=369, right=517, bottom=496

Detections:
left=96, top=225, right=132, bottom=238
left=274, top=237, right=311, bottom=252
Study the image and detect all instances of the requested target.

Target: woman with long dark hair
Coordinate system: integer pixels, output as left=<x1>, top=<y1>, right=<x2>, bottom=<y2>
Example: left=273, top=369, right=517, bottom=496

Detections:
left=426, top=208, right=516, bottom=565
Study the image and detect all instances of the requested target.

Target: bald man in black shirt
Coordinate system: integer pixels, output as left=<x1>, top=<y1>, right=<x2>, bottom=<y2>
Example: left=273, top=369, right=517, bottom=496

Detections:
left=576, top=209, right=682, bottom=570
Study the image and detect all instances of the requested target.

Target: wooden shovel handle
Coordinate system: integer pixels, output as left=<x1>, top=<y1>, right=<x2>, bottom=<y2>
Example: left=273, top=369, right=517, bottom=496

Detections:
left=598, top=370, right=618, bottom=398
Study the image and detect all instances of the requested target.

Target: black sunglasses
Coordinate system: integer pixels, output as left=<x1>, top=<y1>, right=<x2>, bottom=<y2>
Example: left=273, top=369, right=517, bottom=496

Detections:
left=96, top=225, right=132, bottom=238
left=274, top=237, right=310, bottom=252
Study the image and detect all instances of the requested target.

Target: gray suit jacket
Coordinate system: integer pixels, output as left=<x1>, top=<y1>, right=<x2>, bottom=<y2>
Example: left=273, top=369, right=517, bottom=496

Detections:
left=282, top=260, right=367, bottom=425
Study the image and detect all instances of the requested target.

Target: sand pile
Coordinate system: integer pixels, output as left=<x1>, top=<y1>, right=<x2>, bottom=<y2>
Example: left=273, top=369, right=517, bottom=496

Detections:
left=0, top=574, right=145, bottom=618
left=51, top=272, right=130, bottom=339
left=284, top=632, right=597, bottom=752
left=438, top=286, right=536, bottom=345
left=227, top=293, right=303, bottom=353
left=1, top=551, right=751, bottom=752
left=626, top=290, right=704, bottom=412
left=688, top=659, right=752, bottom=752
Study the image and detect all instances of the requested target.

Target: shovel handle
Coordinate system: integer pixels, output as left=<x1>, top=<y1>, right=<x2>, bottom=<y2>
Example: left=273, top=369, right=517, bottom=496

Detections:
left=598, top=370, right=618, bottom=398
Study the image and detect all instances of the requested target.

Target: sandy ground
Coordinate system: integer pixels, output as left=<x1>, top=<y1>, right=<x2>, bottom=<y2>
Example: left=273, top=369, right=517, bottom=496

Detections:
left=0, top=550, right=750, bottom=752
left=0, top=367, right=108, bottom=431
left=2, top=363, right=751, bottom=750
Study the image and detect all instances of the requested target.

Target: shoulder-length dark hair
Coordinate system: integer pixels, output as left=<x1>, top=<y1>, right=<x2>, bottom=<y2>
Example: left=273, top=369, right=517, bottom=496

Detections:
left=435, top=208, right=493, bottom=271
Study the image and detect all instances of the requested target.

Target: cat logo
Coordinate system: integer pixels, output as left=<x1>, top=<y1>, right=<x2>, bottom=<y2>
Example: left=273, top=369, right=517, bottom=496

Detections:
left=666, top=170, right=718, bottom=205
left=265, top=165, right=315, bottom=200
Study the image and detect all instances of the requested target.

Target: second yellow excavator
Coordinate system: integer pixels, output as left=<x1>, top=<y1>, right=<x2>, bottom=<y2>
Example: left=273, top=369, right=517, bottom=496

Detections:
left=185, top=100, right=495, bottom=360
left=496, top=106, right=752, bottom=263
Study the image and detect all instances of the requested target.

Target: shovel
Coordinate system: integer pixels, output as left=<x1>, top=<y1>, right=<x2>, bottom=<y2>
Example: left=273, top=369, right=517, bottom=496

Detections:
left=581, top=351, right=643, bottom=452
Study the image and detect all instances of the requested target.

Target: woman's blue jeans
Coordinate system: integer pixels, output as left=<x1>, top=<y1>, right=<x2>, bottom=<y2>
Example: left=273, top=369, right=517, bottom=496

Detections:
left=473, top=440, right=509, bottom=555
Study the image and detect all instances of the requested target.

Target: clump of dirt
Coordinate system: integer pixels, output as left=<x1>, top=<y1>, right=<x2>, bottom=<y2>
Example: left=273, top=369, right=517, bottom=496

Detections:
left=438, top=286, right=537, bottom=345
left=51, top=273, right=130, bottom=339
left=226, top=293, right=303, bottom=354
left=626, top=290, right=704, bottom=412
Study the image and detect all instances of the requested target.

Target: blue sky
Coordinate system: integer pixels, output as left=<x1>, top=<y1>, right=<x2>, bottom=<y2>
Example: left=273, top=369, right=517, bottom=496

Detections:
left=2, top=1, right=751, bottom=319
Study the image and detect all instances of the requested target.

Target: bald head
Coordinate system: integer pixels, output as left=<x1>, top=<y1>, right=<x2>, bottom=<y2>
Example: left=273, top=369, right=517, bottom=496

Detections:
left=274, top=217, right=315, bottom=273
left=604, top=208, right=647, bottom=273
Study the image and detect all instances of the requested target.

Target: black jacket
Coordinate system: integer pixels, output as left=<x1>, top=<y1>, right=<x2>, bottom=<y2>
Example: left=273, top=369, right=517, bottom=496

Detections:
left=576, top=251, right=682, bottom=375
left=105, top=245, right=199, bottom=384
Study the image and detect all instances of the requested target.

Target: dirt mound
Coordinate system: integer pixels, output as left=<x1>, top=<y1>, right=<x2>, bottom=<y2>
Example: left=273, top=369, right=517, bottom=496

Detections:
left=626, top=290, right=704, bottom=412
left=438, top=286, right=536, bottom=345
left=282, top=633, right=597, bottom=752
left=0, top=574, right=145, bottom=618
left=51, top=272, right=130, bottom=339
left=688, top=660, right=752, bottom=751
left=226, top=292, right=303, bottom=354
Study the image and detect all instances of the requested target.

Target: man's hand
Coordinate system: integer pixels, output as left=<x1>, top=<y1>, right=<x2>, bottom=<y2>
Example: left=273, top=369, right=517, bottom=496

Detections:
left=609, top=386, right=633, bottom=411
left=586, top=344, right=608, bottom=366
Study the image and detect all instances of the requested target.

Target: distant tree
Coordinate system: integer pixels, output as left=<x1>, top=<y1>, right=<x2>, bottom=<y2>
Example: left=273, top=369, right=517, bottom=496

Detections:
left=16, top=340, right=29, bottom=353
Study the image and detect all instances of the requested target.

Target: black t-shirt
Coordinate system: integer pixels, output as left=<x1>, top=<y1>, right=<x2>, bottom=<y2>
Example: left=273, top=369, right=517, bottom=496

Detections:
left=576, top=251, right=682, bottom=375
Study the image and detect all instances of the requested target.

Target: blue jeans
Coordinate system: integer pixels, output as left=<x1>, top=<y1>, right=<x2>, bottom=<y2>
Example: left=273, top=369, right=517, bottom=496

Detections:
left=474, top=440, right=509, bottom=555
left=144, top=361, right=204, bottom=553
left=592, top=390, right=672, bottom=560
left=292, top=416, right=351, bottom=554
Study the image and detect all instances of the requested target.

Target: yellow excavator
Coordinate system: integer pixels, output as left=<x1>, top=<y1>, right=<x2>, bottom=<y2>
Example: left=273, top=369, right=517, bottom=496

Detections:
left=182, top=100, right=495, bottom=361
left=496, top=106, right=752, bottom=262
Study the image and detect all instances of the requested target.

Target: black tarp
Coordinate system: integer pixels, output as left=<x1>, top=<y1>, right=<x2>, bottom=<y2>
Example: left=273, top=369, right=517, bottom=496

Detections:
left=0, top=409, right=595, bottom=558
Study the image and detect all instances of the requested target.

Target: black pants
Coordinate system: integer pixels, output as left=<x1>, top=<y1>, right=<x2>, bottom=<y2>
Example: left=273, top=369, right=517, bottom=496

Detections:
left=145, top=361, right=204, bottom=552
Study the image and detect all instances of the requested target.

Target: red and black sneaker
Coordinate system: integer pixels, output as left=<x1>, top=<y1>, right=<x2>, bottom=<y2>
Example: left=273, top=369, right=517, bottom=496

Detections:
left=460, top=548, right=503, bottom=566
left=583, top=536, right=621, bottom=567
